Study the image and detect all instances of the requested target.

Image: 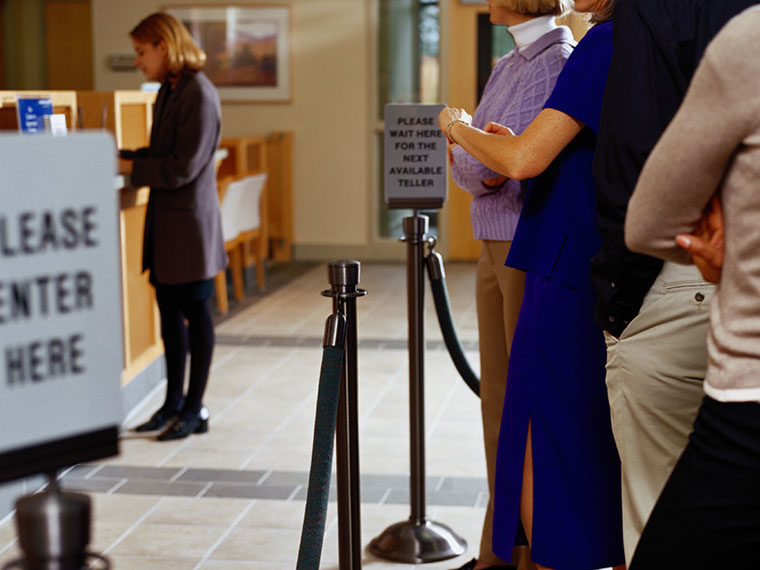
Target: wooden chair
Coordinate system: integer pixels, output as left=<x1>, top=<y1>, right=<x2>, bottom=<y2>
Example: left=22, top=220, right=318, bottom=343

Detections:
left=236, top=173, right=268, bottom=291
left=214, top=173, right=267, bottom=313
left=214, top=176, right=243, bottom=314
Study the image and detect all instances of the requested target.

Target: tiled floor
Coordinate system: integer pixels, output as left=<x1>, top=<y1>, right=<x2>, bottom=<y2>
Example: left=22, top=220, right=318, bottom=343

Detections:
left=0, top=261, right=490, bottom=569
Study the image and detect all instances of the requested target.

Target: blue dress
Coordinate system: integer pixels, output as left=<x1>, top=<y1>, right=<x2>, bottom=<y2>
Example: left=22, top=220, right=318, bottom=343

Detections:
left=492, top=22, right=625, bottom=569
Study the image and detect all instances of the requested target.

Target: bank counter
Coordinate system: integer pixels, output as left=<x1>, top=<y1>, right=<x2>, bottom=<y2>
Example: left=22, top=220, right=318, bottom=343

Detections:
left=0, top=90, right=293, bottom=409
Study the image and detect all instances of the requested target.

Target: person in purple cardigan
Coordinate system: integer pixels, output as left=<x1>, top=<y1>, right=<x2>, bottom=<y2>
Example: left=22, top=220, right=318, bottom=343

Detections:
left=448, top=2, right=573, bottom=569
left=119, top=12, right=227, bottom=442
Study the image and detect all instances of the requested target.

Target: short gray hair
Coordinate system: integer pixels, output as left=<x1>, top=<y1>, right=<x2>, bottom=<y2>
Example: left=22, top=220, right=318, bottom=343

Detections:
left=492, top=0, right=573, bottom=17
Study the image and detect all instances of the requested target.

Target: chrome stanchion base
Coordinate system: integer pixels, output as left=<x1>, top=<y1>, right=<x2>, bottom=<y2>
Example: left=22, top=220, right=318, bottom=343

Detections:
left=5, top=473, right=111, bottom=570
left=368, top=517, right=466, bottom=564
left=2, top=552, right=110, bottom=570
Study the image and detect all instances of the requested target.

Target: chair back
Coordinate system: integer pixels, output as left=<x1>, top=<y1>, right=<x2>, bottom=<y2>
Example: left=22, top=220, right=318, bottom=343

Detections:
left=235, top=173, right=267, bottom=233
left=220, top=177, right=246, bottom=243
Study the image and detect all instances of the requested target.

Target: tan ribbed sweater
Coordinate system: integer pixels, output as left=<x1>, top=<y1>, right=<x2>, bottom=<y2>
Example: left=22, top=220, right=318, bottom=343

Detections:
left=625, top=6, right=760, bottom=401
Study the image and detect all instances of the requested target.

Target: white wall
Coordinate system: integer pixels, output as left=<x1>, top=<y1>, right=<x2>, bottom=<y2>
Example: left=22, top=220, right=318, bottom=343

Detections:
left=92, top=0, right=376, bottom=257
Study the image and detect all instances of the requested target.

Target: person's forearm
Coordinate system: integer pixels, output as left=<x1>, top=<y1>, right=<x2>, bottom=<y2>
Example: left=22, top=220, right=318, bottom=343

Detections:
left=441, top=107, right=582, bottom=181
left=450, top=145, right=508, bottom=194
left=447, top=121, right=532, bottom=180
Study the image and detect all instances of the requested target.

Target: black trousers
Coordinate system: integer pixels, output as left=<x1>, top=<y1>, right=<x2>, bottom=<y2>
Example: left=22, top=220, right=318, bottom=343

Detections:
left=630, top=395, right=760, bottom=569
left=155, top=284, right=215, bottom=420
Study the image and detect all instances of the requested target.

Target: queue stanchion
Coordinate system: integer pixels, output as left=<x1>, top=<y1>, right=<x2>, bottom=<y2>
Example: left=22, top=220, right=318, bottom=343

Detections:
left=326, top=261, right=367, bottom=569
left=297, top=260, right=366, bottom=570
left=368, top=213, right=467, bottom=564
left=328, top=260, right=366, bottom=569
left=3, top=472, right=110, bottom=570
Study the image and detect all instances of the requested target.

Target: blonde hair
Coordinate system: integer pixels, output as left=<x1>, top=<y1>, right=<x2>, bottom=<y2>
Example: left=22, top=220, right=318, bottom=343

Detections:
left=589, top=0, right=616, bottom=24
left=130, top=12, right=206, bottom=76
left=492, top=0, right=572, bottom=17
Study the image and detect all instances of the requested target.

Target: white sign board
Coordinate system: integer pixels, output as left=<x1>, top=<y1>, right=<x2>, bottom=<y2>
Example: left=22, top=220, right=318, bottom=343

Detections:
left=0, top=133, right=123, bottom=475
left=384, top=104, right=447, bottom=209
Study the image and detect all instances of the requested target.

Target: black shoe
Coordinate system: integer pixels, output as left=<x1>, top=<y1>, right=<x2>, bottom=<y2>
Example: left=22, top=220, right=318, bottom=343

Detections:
left=451, top=559, right=516, bottom=570
left=133, top=408, right=178, bottom=432
left=156, top=407, right=209, bottom=441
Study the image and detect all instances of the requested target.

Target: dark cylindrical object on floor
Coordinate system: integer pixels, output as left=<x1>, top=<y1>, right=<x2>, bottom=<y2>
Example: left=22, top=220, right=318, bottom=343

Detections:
left=328, top=260, right=364, bottom=570
left=404, top=215, right=428, bottom=524
left=368, top=214, right=466, bottom=564
left=9, top=473, right=109, bottom=570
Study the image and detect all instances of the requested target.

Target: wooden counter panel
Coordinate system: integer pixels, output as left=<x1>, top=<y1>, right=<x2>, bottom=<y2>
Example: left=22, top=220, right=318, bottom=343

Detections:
left=120, top=104, right=151, bottom=150
left=77, top=90, right=155, bottom=150
left=119, top=188, right=162, bottom=386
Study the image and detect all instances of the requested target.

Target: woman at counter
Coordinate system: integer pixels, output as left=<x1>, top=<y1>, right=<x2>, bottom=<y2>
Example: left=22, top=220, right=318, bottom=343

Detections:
left=119, top=12, right=227, bottom=442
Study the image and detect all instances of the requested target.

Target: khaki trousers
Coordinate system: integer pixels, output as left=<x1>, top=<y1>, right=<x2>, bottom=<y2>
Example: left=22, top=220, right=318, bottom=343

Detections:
left=604, top=262, right=714, bottom=565
left=476, top=240, right=526, bottom=565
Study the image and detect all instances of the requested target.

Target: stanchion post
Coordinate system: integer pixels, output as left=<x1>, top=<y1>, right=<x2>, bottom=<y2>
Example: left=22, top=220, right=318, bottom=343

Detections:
left=4, top=472, right=110, bottom=570
left=324, top=260, right=366, bottom=570
left=406, top=215, right=427, bottom=525
left=368, top=213, right=466, bottom=564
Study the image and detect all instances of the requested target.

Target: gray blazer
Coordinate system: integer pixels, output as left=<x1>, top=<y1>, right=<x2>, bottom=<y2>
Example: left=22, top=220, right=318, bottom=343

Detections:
left=128, top=71, right=228, bottom=285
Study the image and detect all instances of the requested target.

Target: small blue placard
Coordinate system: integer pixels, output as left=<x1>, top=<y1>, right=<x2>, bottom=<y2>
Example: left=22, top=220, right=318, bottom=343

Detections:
left=16, top=97, right=54, bottom=134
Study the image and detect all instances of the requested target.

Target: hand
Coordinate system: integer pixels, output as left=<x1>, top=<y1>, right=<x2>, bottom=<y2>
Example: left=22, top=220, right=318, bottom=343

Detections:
left=438, top=107, right=472, bottom=142
left=675, top=194, right=724, bottom=283
left=484, top=121, right=515, bottom=137
left=447, top=142, right=456, bottom=164
left=118, top=158, right=133, bottom=175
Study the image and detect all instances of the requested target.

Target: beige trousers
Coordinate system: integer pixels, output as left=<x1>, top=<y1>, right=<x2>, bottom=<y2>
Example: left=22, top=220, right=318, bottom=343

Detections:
left=604, top=262, right=714, bottom=566
left=475, top=240, right=526, bottom=566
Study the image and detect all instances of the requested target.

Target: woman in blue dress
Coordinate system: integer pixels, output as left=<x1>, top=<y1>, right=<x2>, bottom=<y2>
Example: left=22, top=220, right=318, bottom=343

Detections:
left=438, top=1, right=624, bottom=568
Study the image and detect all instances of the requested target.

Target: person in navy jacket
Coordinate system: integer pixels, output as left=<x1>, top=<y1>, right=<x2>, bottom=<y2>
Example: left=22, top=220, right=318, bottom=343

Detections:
left=120, top=12, right=227, bottom=442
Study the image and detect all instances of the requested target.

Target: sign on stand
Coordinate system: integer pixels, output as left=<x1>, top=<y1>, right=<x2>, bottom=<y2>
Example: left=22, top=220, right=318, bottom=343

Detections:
left=0, top=133, right=123, bottom=482
left=384, top=104, right=447, bottom=210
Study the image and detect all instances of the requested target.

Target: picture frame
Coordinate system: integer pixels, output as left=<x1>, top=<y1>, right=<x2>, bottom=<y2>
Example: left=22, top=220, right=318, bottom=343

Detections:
left=166, top=5, right=291, bottom=102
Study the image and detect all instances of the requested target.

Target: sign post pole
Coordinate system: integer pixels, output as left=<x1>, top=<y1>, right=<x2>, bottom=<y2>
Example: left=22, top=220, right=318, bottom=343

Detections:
left=369, top=105, right=466, bottom=563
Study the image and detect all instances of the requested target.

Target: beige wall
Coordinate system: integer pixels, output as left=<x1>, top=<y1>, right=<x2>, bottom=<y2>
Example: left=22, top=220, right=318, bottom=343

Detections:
left=92, top=0, right=375, bottom=258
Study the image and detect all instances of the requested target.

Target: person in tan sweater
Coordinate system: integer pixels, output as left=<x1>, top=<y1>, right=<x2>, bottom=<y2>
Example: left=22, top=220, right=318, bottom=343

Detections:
left=624, top=6, right=760, bottom=567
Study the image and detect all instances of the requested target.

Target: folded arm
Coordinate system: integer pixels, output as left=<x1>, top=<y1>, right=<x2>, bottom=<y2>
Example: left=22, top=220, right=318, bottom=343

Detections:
left=438, top=106, right=583, bottom=181
left=625, top=17, right=760, bottom=265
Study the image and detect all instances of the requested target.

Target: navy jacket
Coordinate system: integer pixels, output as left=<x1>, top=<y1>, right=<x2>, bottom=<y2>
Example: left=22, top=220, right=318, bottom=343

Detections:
left=507, top=22, right=612, bottom=293
left=592, top=0, right=758, bottom=335
left=127, top=71, right=227, bottom=285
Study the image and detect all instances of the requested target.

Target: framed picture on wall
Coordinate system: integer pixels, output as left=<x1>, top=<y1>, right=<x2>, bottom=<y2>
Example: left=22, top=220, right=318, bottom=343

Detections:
left=165, top=5, right=291, bottom=102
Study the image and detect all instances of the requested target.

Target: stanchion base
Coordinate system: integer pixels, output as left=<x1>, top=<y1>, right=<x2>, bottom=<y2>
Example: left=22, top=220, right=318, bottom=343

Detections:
left=368, top=518, right=467, bottom=564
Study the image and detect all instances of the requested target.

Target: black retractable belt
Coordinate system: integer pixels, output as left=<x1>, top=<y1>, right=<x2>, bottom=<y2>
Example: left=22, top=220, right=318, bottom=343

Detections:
left=425, top=239, right=480, bottom=397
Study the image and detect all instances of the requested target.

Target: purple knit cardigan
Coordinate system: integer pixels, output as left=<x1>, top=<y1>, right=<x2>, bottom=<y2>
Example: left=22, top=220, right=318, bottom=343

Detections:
left=450, top=26, right=574, bottom=241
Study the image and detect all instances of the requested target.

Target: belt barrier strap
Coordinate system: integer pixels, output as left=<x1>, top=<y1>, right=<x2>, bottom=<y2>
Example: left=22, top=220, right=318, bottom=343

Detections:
left=427, top=269, right=481, bottom=397
left=296, top=344, right=345, bottom=570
